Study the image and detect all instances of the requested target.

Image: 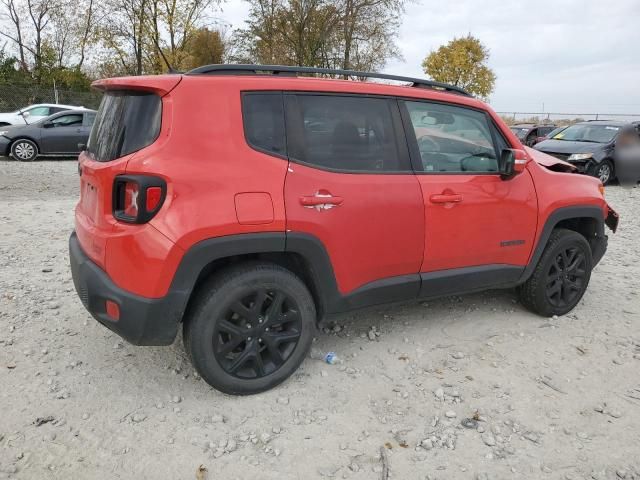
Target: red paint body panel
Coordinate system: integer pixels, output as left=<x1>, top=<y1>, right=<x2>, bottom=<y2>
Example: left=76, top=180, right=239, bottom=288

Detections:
left=234, top=193, right=274, bottom=225
left=525, top=159, right=607, bottom=265
left=418, top=171, right=538, bottom=271
left=284, top=164, right=424, bottom=293
left=75, top=73, right=612, bottom=302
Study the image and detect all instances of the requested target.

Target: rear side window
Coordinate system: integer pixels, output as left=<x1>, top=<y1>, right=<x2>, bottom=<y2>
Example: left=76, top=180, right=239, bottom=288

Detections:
left=242, top=93, right=286, bottom=157
left=288, top=95, right=407, bottom=172
left=87, top=91, right=161, bottom=162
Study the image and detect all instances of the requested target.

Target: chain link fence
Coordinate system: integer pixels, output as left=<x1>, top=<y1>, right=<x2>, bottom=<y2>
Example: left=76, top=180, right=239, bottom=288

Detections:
left=0, top=84, right=102, bottom=112
left=497, top=112, right=640, bottom=125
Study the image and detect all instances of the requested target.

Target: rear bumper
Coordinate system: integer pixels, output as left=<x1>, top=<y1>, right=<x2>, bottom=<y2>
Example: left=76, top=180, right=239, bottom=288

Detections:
left=69, top=231, right=183, bottom=346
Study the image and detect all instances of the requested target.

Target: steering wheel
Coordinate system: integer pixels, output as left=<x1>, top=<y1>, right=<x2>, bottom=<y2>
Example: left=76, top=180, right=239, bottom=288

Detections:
left=417, top=135, right=440, bottom=152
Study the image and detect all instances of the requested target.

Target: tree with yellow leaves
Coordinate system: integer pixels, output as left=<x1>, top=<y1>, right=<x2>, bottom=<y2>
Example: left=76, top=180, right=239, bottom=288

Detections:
left=422, top=35, right=496, bottom=99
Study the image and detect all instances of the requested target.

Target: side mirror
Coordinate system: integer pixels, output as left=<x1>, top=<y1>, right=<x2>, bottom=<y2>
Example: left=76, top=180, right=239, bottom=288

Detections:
left=500, top=148, right=528, bottom=179
left=42, top=121, right=54, bottom=128
left=21, top=111, right=30, bottom=117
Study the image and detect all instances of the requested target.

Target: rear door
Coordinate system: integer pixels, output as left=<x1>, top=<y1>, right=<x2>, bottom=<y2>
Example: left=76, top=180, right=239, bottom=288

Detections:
left=282, top=93, right=425, bottom=299
left=399, top=100, right=538, bottom=292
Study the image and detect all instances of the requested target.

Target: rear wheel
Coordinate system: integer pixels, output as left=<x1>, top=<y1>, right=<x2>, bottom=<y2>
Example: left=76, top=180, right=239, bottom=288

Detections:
left=11, top=139, right=38, bottom=161
left=183, top=263, right=316, bottom=395
left=519, top=229, right=593, bottom=317
left=589, top=159, right=614, bottom=185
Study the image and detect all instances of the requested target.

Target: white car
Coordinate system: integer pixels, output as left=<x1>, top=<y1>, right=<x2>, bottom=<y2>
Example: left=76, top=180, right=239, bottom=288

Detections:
left=0, top=103, right=85, bottom=126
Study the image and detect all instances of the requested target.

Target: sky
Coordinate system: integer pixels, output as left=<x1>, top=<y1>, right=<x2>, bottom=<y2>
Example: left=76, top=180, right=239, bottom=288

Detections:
left=216, top=0, right=640, bottom=115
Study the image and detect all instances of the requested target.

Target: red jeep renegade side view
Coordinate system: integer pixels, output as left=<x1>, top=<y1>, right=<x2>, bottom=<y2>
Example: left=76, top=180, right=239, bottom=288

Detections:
left=70, top=65, right=619, bottom=395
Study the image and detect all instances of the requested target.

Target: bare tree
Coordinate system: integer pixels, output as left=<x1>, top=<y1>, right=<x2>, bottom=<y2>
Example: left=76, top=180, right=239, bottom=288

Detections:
left=0, top=0, right=29, bottom=70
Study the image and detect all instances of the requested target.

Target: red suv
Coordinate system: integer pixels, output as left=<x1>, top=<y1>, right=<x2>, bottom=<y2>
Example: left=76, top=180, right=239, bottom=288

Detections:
left=70, top=65, right=619, bottom=395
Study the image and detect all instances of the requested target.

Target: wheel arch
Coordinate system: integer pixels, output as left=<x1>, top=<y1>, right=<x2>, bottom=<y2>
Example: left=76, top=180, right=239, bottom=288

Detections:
left=173, top=233, right=339, bottom=326
left=520, top=205, right=606, bottom=283
left=10, top=136, right=41, bottom=156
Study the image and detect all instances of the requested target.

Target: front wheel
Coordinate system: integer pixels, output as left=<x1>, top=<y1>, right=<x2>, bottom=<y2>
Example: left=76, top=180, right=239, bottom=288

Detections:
left=11, top=139, right=38, bottom=161
left=519, top=229, right=593, bottom=317
left=589, top=159, right=614, bottom=185
left=183, top=263, right=316, bottom=395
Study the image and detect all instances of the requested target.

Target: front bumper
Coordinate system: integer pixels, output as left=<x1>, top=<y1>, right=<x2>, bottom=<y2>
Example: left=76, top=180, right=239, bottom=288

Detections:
left=69, top=232, right=183, bottom=346
left=0, top=136, right=11, bottom=156
left=591, top=233, right=608, bottom=266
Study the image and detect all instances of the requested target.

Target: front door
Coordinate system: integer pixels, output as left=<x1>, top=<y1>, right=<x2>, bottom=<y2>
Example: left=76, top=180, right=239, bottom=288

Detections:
left=284, top=93, right=425, bottom=298
left=399, top=100, right=538, bottom=293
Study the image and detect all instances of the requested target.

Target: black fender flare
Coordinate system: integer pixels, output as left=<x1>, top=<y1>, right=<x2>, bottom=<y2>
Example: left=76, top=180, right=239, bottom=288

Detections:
left=519, top=205, right=606, bottom=282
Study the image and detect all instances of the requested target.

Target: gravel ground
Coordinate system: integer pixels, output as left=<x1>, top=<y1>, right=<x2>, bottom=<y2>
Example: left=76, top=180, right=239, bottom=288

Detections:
left=1, top=159, right=639, bottom=480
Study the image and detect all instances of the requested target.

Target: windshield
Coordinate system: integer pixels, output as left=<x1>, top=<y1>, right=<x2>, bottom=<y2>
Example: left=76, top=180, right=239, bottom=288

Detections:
left=510, top=127, right=530, bottom=140
left=87, top=90, right=161, bottom=162
left=553, top=124, right=620, bottom=143
left=547, top=126, right=566, bottom=139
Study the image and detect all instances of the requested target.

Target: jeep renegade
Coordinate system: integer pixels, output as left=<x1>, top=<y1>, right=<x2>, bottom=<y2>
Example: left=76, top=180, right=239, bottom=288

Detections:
left=70, top=65, right=619, bottom=395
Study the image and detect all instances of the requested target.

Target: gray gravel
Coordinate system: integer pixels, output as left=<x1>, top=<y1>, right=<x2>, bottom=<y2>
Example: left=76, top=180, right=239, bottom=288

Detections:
left=1, top=159, right=640, bottom=479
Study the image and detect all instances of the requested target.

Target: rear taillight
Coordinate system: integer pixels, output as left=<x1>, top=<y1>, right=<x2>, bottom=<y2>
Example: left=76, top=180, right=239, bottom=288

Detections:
left=113, top=175, right=166, bottom=223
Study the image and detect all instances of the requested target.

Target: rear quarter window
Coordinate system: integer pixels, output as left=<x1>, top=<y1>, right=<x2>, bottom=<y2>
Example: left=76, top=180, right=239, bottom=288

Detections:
left=87, top=91, right=161, bottom=162
left=242, top=93, right=286, bottom=157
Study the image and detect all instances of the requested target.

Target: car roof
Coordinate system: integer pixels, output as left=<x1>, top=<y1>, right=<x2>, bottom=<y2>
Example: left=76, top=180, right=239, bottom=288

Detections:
left=49, top=109, right=96, bottom=116
left=25, top=103, right=86, bottom=109
left=574, top=120, right=629, bottom=127
left=511, top=124, right=555, bottom=129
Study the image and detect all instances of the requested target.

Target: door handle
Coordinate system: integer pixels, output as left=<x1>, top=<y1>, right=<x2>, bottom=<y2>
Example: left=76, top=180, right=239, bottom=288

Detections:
left=430, top=193, right=463, bottom=204
left=300, top=191, right=343, bottom=209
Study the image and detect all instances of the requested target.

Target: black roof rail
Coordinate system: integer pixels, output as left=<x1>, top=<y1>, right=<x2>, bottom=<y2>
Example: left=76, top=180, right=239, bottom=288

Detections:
left=186, top=64, right=472, bottom=97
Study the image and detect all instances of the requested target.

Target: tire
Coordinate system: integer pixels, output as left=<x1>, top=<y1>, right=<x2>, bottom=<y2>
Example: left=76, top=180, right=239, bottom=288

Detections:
left=519, top=229, right=593, bottom=317
left=589, top=159, right=614, bottom=185
left=11, top=139, right=38, bottom=161
left=183, top=262, right=316, bottom=395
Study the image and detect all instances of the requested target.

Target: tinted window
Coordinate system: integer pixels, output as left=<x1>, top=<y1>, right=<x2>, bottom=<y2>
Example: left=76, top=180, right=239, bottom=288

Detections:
left=50, top=107, right=69, bottom=114
left=85, top=112, right=96, bottom=126
left=289, top=95, right=406, bottom=172
left=51, top=114, right=83, bottom=126
left=242, top=93, right=286, bottom=156
left=404, top=101, right=499, bottom=173
left=87, top=91, right=161, bottom=162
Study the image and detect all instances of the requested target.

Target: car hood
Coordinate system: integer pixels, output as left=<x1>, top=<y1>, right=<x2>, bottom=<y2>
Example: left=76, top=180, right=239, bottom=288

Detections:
left=0, top=112, right=18, bottom=121
left=534, top=139, right=604, bottom=154
left=525, top=146, right=576, bottom=173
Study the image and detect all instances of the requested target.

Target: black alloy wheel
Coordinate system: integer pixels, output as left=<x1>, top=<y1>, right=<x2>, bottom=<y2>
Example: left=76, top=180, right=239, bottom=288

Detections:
left=213, top=288, right=302, bottom=379
left=184, top=263, right=316, bottom=395
left=544, top=246, right=587, bottom=309
left=519, top=229, right=593, bottom=317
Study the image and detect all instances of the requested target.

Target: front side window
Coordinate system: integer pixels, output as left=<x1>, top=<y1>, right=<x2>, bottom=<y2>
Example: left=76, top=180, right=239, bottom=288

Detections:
left=288, top=95, right=407, bottom=172
left=25, top=106, right=50, bottom=116
left=242, top=93, right=286, bottom=157
left=51, top=114, right=83, bottom=126
left=85, top=112, right=96, bottom=126
left=404, top=101, right=500, bottom=173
